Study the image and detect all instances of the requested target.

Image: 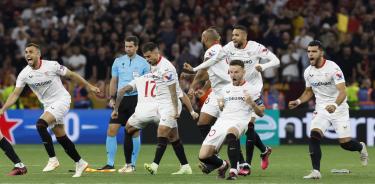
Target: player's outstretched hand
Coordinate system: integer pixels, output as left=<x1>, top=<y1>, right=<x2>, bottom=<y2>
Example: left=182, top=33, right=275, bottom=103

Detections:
left=88, top=85, right=101, bottom=94
left=190, top=111, right=199, bottom=120
left=255, top=64, right=263, bottom=72
left=325, top=105, right=336, bottom=113
left=288, top=100, right=300, bottom=109
left=183, top=63, right=194, bottom=72
left=111, top=110, right=118, bottom=119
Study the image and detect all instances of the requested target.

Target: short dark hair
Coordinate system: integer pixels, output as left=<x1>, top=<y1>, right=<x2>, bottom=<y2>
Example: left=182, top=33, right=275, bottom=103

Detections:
left=142, top=42, right=158, bottom=53
left=125, top=36, right=139, bottom=46
left=229, top=60, right=245, bottom=68
left=308, top=40, right=324, bottom=50
left=26, top=43, right=41, bottom=50
left=233, top=25, right=247, bottom=33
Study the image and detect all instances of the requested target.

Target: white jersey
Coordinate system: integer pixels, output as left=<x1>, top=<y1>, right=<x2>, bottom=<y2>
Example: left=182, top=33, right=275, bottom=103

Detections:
left=220, top=82, right=262, bottom=122
left=151, top=56, right=181, bottom=104
left=16, top=60, right=71, bottom=105
left=223, top=41, right=270, bottom=87
left=128, top=73, right=157, bottom=104
left=203, top=44, right=231, bottom=95
left=304, top=59, right=348, bottom=109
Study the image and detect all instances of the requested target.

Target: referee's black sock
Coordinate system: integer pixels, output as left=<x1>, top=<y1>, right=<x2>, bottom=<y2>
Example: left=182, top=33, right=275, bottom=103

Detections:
left=340, top=140, right=363, bottom=152
left=171, top=139, right=188, bottom=165
left=246, top=123, right=255, bottom=164
left=198, top=124, right=211, bottom=141
left=199, top=155, right=223, bottom=169
left=0, top=137, right=21, bottom=164
left=56, top=135, right=81, bottom=162
left=309, top=131, right=322, bottom=171
left=227, top=133, right=239, bottom=169
left=124, top=131, right=133, bottom=164
left=36, top=119, right=56, bottom=158
left=153, top=137, right=168, bottom=165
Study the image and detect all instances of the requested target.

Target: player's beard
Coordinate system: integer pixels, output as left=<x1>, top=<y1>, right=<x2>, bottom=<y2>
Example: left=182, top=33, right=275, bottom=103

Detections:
left=234, top=41, right=245, bottom=49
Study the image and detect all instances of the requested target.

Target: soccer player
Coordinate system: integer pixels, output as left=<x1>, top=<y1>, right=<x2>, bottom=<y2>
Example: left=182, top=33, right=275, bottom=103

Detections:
left=198, top=60, right=265, bottom=180
left=288, top=40, right=369, bottom=179
left=98, top=36, right=150, bottom=172
left=0, top=131, right=27, bottom=175
left=111, top=73, right=198, bottom=173
left=142, top=42, right=192, bottom=175
left=188, top=25, right=280, bottom=175
left=183, top=28, right=231, bottom=141
left=0, top=43, right=100, bottom=177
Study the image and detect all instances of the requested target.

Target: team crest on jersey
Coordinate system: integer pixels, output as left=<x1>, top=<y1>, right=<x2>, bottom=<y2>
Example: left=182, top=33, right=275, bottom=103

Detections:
left=208, top=50, right=216, bottom=57
left=162, top=71, right=174, bottom=81
left=335, top=72, right=343, bottom=80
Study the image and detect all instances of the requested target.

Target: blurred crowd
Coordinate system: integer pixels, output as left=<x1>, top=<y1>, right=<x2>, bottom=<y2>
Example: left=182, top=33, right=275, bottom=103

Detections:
left=0, top=0, right=374, bottom=110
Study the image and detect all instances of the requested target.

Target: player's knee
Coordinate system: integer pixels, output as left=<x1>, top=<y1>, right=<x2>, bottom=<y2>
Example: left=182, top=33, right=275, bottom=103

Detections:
left=36, top=119, right=48, bottom=131
left=107, top=126, right=119, bottom=136
left=226, top=133, right=237, bottom=142
left=310, top=131, right=322, bottom=141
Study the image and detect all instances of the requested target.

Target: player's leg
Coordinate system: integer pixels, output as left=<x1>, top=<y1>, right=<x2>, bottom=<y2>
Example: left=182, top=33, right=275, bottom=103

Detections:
left=37, top=111, right=58, bottom=172
left=122, top=96, right=138, bottom=171
left=131, top=130, right=141, bottom=167
left=118, top=122, right=140, bottom=173
left=199, top=122, right=229, bottom=178
left=168, top=127, right=192, bottom=175
left=303, top=112, right=329, bottom=179
left=333, top=110, right=368, bottom=166
left=52, top=124, right=88, bottom=177
left=0, top=133, right=27, bottom=175
left=198, top=94, right=219, bottom=140
left=226, top=127, right=241, bottom=180
left=144, top=124, right=171, bottom=175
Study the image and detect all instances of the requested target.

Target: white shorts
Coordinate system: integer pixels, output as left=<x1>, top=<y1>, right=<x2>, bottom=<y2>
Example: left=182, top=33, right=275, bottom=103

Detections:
left=310, top=108, right=351, bottom=138
left=201, top=92, right=220, bottom=118
left=202, top=118, right=248, bottom=151
left=158, top=101, right=182, bottom=128
left=43, top=99, right=71, bottom=126
left=128, top=103, right=159, bottom=129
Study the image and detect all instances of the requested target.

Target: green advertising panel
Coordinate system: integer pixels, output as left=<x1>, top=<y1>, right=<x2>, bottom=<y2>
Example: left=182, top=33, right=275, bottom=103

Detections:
left=240, top=110, right=280, bottom=146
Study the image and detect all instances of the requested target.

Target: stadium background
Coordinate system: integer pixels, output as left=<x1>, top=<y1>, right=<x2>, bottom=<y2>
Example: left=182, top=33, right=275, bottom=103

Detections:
left=0, top=0, right=374, bottom=145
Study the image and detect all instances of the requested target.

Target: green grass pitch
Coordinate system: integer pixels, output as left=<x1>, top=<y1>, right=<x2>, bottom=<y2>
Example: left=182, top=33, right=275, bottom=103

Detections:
left=0, top=144, right=373, bottom=183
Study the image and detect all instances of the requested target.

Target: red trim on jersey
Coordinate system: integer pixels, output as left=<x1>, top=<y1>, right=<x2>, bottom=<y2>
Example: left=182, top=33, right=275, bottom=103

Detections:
left=241, top=41, right=248, bottom=49
left=36, top=59, right=42, bottom=69
left=240, top=80, right=246, bottom=86
left=316, top=58, right=326, bottom=69
left=156, top=55, right=162, bottom=65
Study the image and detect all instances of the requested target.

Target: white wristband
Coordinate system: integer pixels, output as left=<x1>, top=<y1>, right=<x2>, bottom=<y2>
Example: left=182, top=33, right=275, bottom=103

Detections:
left=296, top=99, right=301, bottom=105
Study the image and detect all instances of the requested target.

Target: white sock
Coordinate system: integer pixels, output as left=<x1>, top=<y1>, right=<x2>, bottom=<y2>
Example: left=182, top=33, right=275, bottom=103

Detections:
left=151, top=162, right=159, bottom=169
left=15, top=162, right=25, bottom=168
left=229, top=168, right=238, bottom=175
left=49, top=157, right=57, bottom=161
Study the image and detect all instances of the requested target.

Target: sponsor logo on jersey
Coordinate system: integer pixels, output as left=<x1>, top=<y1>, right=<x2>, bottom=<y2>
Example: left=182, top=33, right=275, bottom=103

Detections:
left=224, top=96, right=245, bottom=102
left=310, top=81, right=332, bottom=87
left=30, top=80, right=52, bottom=87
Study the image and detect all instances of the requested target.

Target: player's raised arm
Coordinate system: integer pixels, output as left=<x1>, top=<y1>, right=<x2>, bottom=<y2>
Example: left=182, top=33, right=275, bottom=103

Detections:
left=64, top=69, right=100, bottom=94
left=188, top=70, right=209, bottom=98
left=288, top=87, right=314, bottom=109
left=255, top=47, right=280, bottom=72
left=0, top=87, right=24, bottom=115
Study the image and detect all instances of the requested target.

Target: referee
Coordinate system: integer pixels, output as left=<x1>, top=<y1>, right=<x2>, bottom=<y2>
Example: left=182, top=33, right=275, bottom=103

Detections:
left=98, top=36, right=150, bottom=172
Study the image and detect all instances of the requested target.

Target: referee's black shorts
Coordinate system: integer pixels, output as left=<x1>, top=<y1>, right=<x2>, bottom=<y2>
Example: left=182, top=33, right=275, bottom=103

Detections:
left=109, top=95, right=137, bottom=126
